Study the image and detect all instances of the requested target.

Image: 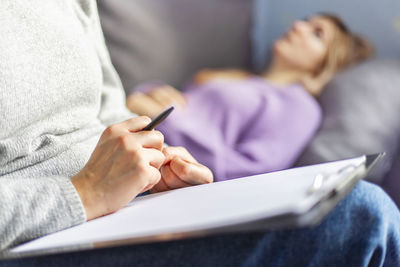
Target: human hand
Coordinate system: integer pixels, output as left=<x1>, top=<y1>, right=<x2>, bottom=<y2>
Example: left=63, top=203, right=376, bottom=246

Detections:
left=150, top=146, right=214, bottom=193
left=147, top=85, right=186, bottom=110
left=127, top=85, right=186, bottom=118
left=126, top=92, right=165, bottom=118
left=71, top=116, right=165, bottom=220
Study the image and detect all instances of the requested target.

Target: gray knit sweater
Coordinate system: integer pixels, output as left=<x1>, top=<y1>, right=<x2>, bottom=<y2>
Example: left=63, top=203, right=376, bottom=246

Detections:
left=0, top=0, right=134, bottom=250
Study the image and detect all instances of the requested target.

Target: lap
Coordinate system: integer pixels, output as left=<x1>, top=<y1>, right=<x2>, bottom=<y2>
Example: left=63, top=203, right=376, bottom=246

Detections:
left=3, top=182, right=399, bottom=267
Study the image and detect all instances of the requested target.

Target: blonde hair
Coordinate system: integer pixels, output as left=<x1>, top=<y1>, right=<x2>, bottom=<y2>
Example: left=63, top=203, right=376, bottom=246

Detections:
left=317, top=13, right=375, bottom=75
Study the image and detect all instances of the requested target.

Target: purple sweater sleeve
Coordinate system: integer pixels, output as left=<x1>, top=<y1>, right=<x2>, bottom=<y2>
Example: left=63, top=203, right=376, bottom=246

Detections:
left=157, top=78, right=322, bottom=181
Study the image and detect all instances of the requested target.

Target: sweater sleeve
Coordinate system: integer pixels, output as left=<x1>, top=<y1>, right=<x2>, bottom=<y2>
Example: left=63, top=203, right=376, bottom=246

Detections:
left=0, top=0, right=130, bottom=250
left=0, top=175, right=86, bottom=250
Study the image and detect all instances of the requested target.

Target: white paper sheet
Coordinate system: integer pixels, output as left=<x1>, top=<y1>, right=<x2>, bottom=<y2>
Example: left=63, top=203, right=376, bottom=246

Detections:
left=12, top=156, right=365, bottom=253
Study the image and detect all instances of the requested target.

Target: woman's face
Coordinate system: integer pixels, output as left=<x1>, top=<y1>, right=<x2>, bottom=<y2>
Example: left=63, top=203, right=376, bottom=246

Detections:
left=273, top=16, right=337, bottom=73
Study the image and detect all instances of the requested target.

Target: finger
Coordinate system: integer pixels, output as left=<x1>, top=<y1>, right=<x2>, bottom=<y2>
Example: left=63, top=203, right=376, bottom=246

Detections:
left=100, top=117, right=151, bottom=143
left=126, top=93, right=165, bottom=118
left=150, top=176, right=171, bottom=193
left=151, top=86, right=184, bottom=108
left=139, top=166, right=162, bottom=193
left=165, top=87, right=186, bottom=107
left=149, top=87, right=174, bottom=107
left=130, top=130, right=164, bottom=150
left=160, top=164, right=192, bottom=189
left=162, top=146, right=197, bottom=165
left=121, top=116, right=152, bottom=132
left=141, top=184, right=153, bottom=193
left=169, top=157, right=213, bottom=185
left=141, top=148, right=166, bottom=169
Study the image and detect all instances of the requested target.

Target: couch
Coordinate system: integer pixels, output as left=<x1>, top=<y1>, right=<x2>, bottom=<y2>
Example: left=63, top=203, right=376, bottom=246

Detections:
left=97, top=0, right=400, bottom=207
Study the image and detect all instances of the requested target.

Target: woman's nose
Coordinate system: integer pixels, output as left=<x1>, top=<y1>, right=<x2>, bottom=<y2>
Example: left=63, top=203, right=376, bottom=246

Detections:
left=292, top=20, right=310, bottom=33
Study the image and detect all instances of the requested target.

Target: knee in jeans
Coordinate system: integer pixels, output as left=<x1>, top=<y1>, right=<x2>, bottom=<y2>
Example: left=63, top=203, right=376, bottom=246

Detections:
left=346, top=181, right=397, bottom=228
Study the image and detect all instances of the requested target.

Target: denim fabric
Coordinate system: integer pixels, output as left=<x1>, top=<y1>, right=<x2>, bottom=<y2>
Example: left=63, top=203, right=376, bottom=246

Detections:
left=3, top=181, right=399, bottom=267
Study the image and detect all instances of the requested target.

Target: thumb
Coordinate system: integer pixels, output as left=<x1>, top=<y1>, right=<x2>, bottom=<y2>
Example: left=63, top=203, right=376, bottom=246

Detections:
left=170, top=157, right=213, bottom=185
left=122, top=116, right=152, bottom=132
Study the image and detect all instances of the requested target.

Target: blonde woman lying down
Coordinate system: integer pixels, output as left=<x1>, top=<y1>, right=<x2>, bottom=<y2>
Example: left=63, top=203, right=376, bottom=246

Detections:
left=127, top=13, right=374, bottom=181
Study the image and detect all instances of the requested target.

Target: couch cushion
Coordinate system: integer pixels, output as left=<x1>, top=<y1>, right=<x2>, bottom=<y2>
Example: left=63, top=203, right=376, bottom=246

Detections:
left=296, top=60, right=400, bottom=183
left=98, top=0, right=253, bottom=94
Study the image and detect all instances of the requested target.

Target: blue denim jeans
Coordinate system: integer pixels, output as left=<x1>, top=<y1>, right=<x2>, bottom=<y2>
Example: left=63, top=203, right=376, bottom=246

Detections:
left=2, top=181, right=400, bottom=267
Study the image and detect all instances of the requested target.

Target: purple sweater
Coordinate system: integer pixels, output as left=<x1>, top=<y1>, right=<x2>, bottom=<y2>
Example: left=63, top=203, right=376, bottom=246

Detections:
left=155, top=77, right=322, bottom=181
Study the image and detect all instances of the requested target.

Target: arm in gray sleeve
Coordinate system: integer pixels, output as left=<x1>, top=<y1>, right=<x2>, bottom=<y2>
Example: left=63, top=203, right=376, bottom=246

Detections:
left=0, top=175, right=86, bottom=250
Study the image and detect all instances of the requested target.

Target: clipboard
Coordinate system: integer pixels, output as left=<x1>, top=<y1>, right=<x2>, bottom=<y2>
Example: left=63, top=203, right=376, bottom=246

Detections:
left=2, top=153, right=384, bottom=260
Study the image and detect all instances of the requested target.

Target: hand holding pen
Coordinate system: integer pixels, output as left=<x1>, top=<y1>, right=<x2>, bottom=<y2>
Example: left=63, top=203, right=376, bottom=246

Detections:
left=71, top=115, right=167, bottom=220
left=71, top=106, right=212, bottom=220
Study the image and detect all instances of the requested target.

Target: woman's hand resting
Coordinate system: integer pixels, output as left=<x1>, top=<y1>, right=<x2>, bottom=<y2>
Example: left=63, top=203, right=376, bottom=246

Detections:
left=126, top=85, right=186, bottom=118
left=71, top=117, right=213, bottom=221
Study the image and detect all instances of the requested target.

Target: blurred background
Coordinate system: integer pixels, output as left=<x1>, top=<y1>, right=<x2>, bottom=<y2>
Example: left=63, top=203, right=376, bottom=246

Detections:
left=98, top=0, right=400, bottom=89
left=97, top=0, right=400, bottom=206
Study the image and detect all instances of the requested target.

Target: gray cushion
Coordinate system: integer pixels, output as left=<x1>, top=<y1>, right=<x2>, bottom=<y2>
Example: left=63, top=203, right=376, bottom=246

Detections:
left=98, top=0, right=253, bottom=94
left=296, top=60, right=400, bottom=183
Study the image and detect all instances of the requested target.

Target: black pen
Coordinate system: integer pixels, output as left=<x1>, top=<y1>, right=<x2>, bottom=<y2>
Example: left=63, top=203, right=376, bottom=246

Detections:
left=142, top=106, right=174, bottom=131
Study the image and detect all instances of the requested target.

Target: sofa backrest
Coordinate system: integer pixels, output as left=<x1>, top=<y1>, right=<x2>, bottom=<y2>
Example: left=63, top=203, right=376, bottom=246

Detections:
left=99, top=0, right=400, bottom=90
left=98, top=0, right=253, bottom=94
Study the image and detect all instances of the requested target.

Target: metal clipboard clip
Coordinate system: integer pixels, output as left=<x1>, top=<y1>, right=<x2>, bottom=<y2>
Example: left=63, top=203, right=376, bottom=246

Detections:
left=307, top=163, right=366, bottom=195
